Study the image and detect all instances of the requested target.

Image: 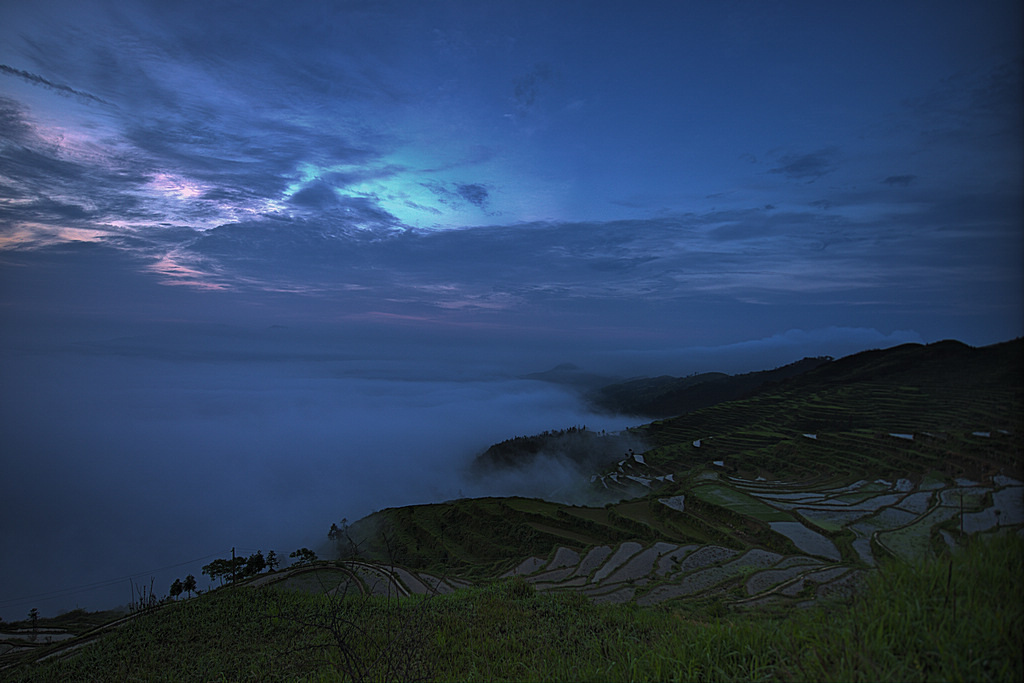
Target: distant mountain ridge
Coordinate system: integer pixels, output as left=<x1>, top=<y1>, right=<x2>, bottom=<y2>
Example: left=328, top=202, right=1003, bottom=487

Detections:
left=587, top=356, right=833, bottom=418
left=777, top=338, right=1019, bottom=391
left=474, top=338, right=1023, bottom=476
left=519, top=363, right=621, bottom=390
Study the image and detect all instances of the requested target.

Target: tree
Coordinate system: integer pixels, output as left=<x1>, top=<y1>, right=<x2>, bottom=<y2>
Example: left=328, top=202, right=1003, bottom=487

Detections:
left=183, top=574, right=197, bottom=598
left=28, top=608, right=38, bottom=642
left=204, top=556, right=250, bottom=585
left=229, top=556, right=247, bottom=581
left=202, top=558, right=233, bottom=586
left=266, top=550, right=280, bottom=572
left=329, top=519, right=358, bottom=559
left=244, top=550, right=266, bottom=577
left=169, top=578, right=183, bottom=600
left=289, top=547, right=318, bottom=566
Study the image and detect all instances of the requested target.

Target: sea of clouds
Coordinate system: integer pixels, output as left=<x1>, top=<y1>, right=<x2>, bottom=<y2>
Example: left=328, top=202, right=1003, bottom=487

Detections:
left=0, top=325, right=644, bottom=619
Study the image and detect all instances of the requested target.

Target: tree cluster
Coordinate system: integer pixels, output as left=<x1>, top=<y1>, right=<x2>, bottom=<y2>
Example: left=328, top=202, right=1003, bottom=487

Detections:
left=328, top=518, right=359, bottom=559
left=288, top=548, right=318, bottom=566
left=168, top=574, right=198, bottom=600
left=199, top=550, right=279, bottom=588
left=472, top=425, right=641, bottom=473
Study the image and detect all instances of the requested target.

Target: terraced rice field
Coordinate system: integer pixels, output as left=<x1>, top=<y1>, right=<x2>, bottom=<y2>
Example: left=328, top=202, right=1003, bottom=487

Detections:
left=353, top=421, right=1021, bottom=610
left=492, top=465, right=1022, bottom=608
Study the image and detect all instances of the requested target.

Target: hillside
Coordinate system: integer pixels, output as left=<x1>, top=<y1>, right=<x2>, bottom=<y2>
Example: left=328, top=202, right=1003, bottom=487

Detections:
left=474, top=338, right=1022, bottom=480
left=4, top=338, right=1022, bottom=681
left=587, top=356, right=832, bottom=418
left=351, top=339, right=1022, bottom=604
left=6, top=535, right=1021, bottom=681
left=634, top=338, right=1022, bottom=480
left=470, top=426, right=644, bottom=474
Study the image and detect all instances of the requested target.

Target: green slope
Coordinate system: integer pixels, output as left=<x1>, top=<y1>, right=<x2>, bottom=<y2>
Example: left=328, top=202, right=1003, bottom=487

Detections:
left=588, top=356, right=832, bottom=418
left=371, top=339, right=1022, bottom=576
left=636, top=338, right=1022, bottom=480
left=8, top=534, right=1022, bottom=682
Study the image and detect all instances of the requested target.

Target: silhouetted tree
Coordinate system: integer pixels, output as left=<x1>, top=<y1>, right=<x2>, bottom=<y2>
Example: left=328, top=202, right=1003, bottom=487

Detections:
left=202, top=558, right=233, bottom=586
left=328, top=518, right=358, bottom=558
left=266, top=550, right=280, bottom=572
left=183, top=574, right=197, bottom=597
left=244, top=550, right=266, bottom=576
left=230, top=556, right=247, bottom=581
left=289, top=548, right=318, bottom=566
left=169, top=578, right=183, bottom=600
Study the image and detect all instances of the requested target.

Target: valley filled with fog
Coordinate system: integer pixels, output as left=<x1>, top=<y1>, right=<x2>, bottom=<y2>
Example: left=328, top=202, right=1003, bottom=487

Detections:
left=0, top=326, right=648, bottom=619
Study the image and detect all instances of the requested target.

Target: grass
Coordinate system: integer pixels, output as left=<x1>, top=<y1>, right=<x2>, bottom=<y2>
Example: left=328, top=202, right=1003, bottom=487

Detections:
left=9, top=532, right=1020, bottom=682
left=633, top=347, right=1022, bottom=482
left=781, top=531, right=1023, bottom=682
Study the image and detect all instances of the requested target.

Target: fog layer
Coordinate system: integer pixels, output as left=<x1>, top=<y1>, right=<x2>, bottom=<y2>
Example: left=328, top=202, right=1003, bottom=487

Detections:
left=0, top=326, right=644, bottom=619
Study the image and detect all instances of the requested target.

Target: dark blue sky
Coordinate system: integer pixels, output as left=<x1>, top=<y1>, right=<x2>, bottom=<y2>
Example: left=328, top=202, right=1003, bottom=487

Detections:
left=1, top=0, right=1020, bottom=353
left=0, top=0, right=1022, bottom=619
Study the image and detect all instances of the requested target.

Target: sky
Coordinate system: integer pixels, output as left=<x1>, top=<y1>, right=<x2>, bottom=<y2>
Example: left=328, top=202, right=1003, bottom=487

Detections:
left=0, top=0, right=1021, bottom=618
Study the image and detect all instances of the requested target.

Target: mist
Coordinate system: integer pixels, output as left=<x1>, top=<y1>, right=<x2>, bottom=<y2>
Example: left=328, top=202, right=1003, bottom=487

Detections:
left=0, top=324, right=644, bottom=620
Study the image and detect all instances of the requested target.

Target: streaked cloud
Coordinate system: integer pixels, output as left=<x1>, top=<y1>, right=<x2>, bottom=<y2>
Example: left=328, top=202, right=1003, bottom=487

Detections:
left=0, top=63, right=110, bottom=105
left=768, top=147, right=841, bottom=182
left=422, top=180, right=493, bottom=212
left=455, top=183, right=490, bottom=208
left=881, top=175, right=917, bottom=187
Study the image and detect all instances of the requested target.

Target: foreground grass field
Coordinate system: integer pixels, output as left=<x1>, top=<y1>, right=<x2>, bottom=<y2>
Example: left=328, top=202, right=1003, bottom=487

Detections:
left=7, top=532, right=1021, bottom=682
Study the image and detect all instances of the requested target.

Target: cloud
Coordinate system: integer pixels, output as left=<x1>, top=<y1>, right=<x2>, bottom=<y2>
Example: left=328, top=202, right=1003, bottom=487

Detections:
left=3, top=148, right=1019, bottom=350
left=422, top=180, right=492, bottom=212
left=768, top=147, right=840, bottom=182
left=882, top=175, right=916, bottom=187
left=0, top=96, right=33, bottom=141
left=512, top=63, right=553, bottom=113
left=0, top=63, right=111, bottom=105
left=288, top=181, right=342, bottom=209
left=903, top=61, right=1023, bottom=141
left=701, top=326, right=925, bottom=357
left=0, top=197, right=93, bottom=222
left=0, top=8, right=401, bottom=236
left=455, top=182, right=489, bottom=208
left=5, top=175, right=1010, bottom=340
left=600, top=327, right=927, bottom=376
left=332, top=195, right=401, bottom=229
left=0, top=71, right=395, bottom=238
